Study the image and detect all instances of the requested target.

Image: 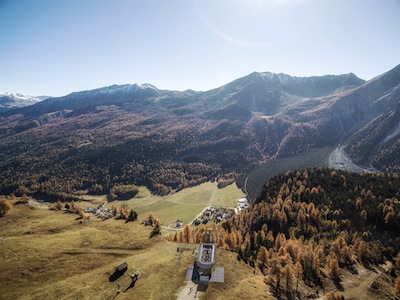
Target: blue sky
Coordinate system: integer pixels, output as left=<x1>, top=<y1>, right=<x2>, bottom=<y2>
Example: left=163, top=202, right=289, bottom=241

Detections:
left=0, top=0, right=399, bottom=97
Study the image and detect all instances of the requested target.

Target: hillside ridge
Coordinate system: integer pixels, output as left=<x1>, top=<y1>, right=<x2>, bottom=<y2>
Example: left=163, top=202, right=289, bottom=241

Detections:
left=0, top=65, right=399, bottom=199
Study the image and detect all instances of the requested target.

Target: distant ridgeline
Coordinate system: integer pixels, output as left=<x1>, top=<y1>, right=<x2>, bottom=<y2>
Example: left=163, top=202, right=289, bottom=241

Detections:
left=0, top=65, right=399, bottom=199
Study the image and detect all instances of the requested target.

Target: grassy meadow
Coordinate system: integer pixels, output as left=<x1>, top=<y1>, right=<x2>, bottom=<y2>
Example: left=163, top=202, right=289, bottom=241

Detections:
left=0, top=199, right=268, bottom=300
left=0, top=184, right=266, bottom=300
left=78, top=182, right=245, bottom=231
left=129, top=182, right=244, bottom=228
left=0, top=180, right=396, bottom=300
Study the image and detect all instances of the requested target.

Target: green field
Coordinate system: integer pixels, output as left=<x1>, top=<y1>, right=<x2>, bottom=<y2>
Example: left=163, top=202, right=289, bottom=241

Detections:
left=118, top=182, right=244, bottom=229
left=78, top=182, right=245, bottom=231
left=0, top=184, right=268, bottom=300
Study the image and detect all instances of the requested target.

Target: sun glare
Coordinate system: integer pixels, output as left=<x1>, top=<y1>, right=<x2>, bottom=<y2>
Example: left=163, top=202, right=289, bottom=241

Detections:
left=194, top=0, right=305, bottom=48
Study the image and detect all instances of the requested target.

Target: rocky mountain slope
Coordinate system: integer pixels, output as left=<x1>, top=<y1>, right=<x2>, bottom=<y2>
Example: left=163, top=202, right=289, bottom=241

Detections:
left=345, top=96, right=400, bottom=173
left=0, top=65, right=399, bottom=198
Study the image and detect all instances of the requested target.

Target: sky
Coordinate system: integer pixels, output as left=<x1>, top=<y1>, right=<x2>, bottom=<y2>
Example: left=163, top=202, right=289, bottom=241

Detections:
left=0, top=0, right=399, bottom=97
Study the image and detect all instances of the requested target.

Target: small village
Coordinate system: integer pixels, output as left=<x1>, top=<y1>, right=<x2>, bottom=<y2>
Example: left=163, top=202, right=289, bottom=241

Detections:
left=173, top=197, right=248, bottom=229
left=80, top=196, right=249, bottom=227
left=84, top=202, right=114, bottom=220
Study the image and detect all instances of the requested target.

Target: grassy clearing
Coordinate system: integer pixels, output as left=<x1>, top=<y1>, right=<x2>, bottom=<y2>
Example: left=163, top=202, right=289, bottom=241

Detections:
left=77, top=182, right=244, bottom=230
left=0, top=198, right=262, bottom=300
left=0, top=182, right=245, bottom=299
left=204, top=249, right=274, bottom=300
left=1, top=191, right=395, bottom=300
left=0, top=202, right=183, bottom=300
left=115, top=182, right=245, bottom=230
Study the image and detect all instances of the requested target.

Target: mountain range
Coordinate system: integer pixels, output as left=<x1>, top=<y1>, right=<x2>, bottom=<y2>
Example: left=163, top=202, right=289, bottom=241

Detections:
left=0, top=65, right=399, bottom=198
left=0, top=93, right=49, bottom=113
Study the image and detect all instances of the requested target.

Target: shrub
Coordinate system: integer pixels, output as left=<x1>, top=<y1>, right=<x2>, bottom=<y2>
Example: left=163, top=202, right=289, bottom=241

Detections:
left=325, top=290, right=342, bottom=300
left=0, top=199, right=12, bottom=217
left=127, top=210, right=138, bottom=222
left=149, top=218, right=161, bottom=238
left=394, top=277, right=400, bottom=298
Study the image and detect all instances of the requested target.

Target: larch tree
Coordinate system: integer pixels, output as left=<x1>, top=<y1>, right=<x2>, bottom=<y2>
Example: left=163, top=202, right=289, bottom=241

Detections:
left=327, top=252, right=341, bottom=281
left=217, top=237, right=226, bottom=249
left=297, top=209, right=307, bottom=233
left=178, top=231, right=183, bottom=243
left=266, top=230, right=275, bottom=248
left=270, top=257, right=282, bottom=295
left=0, top=198, right=12, bottom=217
left=355, top=197, right=362, bottom=210
left=396, top=252, right=400, bottom=269
left=128, top=210, right=138, bottom=222
left=111, top=204, right=118, bottom=217
left=227, top=231, right=237, bottom=250
left=393, top=276, right=400, bottom=298
left=148, top=213, right=155, bottom=226
left=183, top=224, right=193, bottom=244
left=280, top=209, right=288, bottom=228
left=272, top=209, right=282, bottom=229
left=283, top=264, right=294, bottom=298
left=324, top=290, right=342, bottom=300
left=385, top=211, right=395, bottom=227
left=360, top=209, right=367, bottom=226
left=257, top=246, right=269, bottom=273
left=293, top=261, right=303, bottom=294
left=235, top=230, right=243, bottom=246
left=150, top=218, right=161, bottom=238
left=275, top=233, right=286, bottom=250
left=119, top=207, right=129, bottom=220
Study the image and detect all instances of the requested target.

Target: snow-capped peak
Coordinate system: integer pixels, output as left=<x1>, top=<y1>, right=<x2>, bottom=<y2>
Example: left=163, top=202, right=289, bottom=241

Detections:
left=68, top=83, right=159, bottom=98
left=0, top=92, right=47, bottom=112
left=0, top=92, right=43, bottom=102
left=137, top=83, right=157, bottom=90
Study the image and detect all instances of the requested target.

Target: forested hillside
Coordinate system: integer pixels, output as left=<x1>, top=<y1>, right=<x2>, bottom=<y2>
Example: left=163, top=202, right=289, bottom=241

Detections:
left=1, top=66, right=399, bottom=199
left=171, top=169, right=400, bottom=299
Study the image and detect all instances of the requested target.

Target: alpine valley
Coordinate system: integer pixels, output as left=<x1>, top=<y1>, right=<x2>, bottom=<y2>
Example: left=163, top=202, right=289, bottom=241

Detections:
left=0, top=65, right=399, bottom=199
left=1, top=66, right=400, bottom=300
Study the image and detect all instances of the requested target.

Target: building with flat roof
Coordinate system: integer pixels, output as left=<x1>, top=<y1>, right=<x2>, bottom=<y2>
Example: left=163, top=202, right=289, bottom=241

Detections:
left=185, top=229, right=224, bottom=286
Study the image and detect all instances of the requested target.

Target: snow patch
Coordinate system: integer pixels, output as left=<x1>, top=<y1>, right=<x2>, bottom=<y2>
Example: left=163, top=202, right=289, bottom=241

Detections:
left=69, top=83, right=158, bottom=97
left=137, top=83, right=157, bottom=90
left=0, top=92, right=42, bottom=102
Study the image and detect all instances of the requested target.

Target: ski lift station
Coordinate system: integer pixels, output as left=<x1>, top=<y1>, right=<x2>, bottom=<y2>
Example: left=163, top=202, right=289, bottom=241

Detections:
left=185, top=229, right=224, bottom=286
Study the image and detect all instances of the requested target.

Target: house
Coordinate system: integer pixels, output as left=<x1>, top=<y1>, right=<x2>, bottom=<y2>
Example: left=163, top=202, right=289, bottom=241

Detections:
left=193, top=218, right=201, bottom=226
